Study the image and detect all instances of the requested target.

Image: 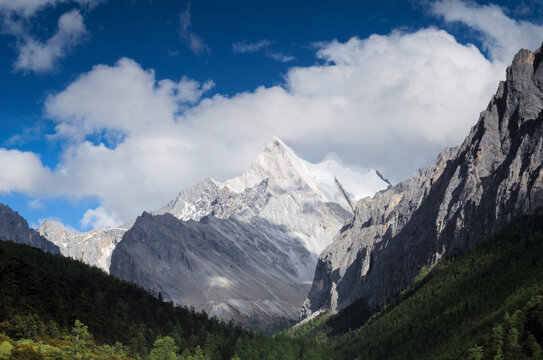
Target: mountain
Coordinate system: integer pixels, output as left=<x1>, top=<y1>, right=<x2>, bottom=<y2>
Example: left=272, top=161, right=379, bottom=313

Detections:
left=110, top=138, right=389, bottom=330
left=39, top=220, right=127, bottom=271
left=301, top=45, right=543, bottom=320
left=154, top=138, right=389, bottom=257
left=287, top=215, right=543, bottom=360
left=36, top=138, right=389, bottom=329
left=0, top=204, right=59, bottom=254
left=111, top=211, right=310, bottom=329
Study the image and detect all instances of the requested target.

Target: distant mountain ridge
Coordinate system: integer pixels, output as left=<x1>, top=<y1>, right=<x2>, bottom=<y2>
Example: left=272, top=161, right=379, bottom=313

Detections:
left=110, top=138, right=389, bottom=329
left=39, top=219, right=126, bottom=271
left=0, top=204, right=59, bottom=254
left=30, top=138, right=389, bottom=328
left=301, top=45, right=543, bottom=320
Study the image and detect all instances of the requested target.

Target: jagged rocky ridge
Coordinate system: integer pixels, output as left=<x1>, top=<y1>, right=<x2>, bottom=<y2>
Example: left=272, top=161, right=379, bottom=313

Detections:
left=34, top=138, right=388, bottom=327
left=301, top=45, right=543, bottom=320
left=0, top=204, right=59, bottom=254
left=38, top=139, right=389, bottom=277
left=39, top=220, right=127, bottom=271
left=110, top=139, right=389, bottom=328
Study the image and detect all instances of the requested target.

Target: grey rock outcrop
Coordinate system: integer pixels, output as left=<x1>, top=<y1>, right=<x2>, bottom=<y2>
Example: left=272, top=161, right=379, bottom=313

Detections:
left=111, top=211, right=310, bottom=326
left=301, top=45, right=543, bottom=319
left=38, top=220, right=126, bottom=272
left=0, top=204, right=60, bottom=254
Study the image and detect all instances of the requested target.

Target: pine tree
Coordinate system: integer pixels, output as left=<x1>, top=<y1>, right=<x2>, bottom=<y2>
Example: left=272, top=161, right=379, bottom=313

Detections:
left=467, top=345, right=483, bottom=360
left=148, top=336, right=179, bottom=360
left=66, top=320, right=93, bottom=359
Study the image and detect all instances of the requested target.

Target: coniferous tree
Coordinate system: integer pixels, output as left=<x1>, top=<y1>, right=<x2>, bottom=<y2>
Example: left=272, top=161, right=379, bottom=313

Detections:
left=148, top=336, right=179, bottom=360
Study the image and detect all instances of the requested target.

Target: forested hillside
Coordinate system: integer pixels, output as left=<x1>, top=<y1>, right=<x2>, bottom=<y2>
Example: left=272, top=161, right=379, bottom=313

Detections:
left=286, top=215, right=543, bottom=360
left=3, top=215, right=543, bottom=359
left=0, top=240, right=330, bottom=359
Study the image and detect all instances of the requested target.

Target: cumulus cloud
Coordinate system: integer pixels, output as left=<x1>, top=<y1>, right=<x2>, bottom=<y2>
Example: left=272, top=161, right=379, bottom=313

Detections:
left=14, top=10, right=87, bottom=73
left=1, top=1, right=541, bottom=229
left=432, top=0, right=543, bottom=63
left=81, top=206, right=120, bottom=229
left=179, top=2, right=210, bottom=56
left=45, top=58, right=214, bottom=140
left=0, top=149, right=51, bottom=194
left=38, top=58, right=216, bottom=221
left=0, top=0, right=101, bottom=73
left=232, top=39, right=295, bottom=62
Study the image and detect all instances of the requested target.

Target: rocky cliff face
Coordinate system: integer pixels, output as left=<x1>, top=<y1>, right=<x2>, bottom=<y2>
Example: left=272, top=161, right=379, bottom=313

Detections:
left=0, top=204, right=60, bottom=254
left=301, top=45, right=543, bottom=320
left=38, top=220, right=127, bottom=272
left=111, top=212, right=310, bottom=326
left=110, top=138, right=390, bottom=328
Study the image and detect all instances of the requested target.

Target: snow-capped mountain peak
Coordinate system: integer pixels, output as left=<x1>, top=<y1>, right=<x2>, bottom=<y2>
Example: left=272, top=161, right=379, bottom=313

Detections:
left=38, top=137, right=391, bottom=326
left=223, top=137, right=390, bottom=209
left=222, top=137, right=309, bottom=194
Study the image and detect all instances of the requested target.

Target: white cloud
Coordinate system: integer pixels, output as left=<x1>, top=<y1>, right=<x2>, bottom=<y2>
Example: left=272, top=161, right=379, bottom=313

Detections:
left=0, top=149, right=52, bottom=194
left=0, top=0, right=57, bottom=17
left=39, top=58, right=215, bottom=222
left=2, top=0, right=67, bottom=17
left=267, top=52, right=295, bottom=63
left=4, top=121, right=46, bottom=146
left=45, top=58, right=214, bottom=140
left=432, top=0, right=543, bottom=63
left=28, top=198, right=45, bottom=210
left=232, top=39, right=295, bottom=62
left=0, top=0, right=105, bottom=17
left=1, top=1, right=541, bottom=230
left=179, top=2, right=209, bottom=56
left=0, top=0, right=102, bottom=73
left=0, top=0, right=102, bottom=17
left=232, top=40, right=272, bottom=53
left=14, top=9, right=87, bottom=73
left=81, top=206, right=120, bottom=229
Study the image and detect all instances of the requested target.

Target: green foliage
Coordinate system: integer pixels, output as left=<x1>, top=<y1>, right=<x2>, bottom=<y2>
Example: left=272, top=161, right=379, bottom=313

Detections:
left=282, top=311, right=332, bottom=340
left=288, top=215, right=543, bottom=360
left=8, top=214, right=543, bottom=359
left=65, top=320, right=93, bottom=359
left=232, top=334, right=333, bottom=360
left=0, top=320, right=133, bottom=359
left=0, top=239, right=332, bottom=359
left=179, top=345, right=206, bottom=360
left=412, top=264, right=432, bottom=285
left=467, top=345, right=484, bottom=360
left=148, top=336, right=178, bottom=360
left=0, top=340, right=12, bottom=359
left=10, top=342, right=43, bottom=360
left=467, top=295, right=543, bottom=359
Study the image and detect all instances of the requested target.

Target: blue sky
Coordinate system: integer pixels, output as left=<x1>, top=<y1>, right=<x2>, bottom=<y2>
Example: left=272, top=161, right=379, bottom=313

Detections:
left=0, top=0, right=542, bottom=231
